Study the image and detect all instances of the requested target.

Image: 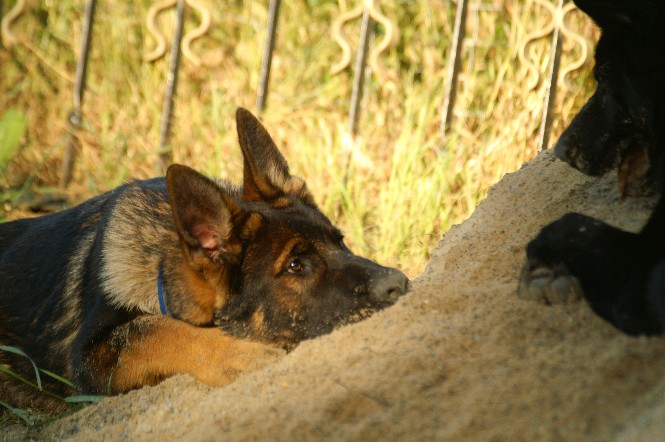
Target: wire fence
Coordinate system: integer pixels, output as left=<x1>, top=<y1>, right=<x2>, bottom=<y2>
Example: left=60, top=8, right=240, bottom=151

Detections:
left=0, top=0, right=590, bottom=189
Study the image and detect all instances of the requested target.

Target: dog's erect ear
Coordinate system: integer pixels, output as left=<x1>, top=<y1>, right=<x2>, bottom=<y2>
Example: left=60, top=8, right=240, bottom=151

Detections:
left=167, top=164, right=244, bottom=263
left=235, top=108, right=315, bottom=206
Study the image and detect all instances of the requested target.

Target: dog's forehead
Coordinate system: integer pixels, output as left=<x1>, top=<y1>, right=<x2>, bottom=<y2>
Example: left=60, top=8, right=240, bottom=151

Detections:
left=259, top=201, right=341, bottom=240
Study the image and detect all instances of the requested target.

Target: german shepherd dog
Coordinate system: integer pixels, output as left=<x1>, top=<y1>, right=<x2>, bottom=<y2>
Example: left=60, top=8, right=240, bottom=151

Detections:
left=0, top=108, right=408, bottom=411
left=519, top=0, right=665, bottom=335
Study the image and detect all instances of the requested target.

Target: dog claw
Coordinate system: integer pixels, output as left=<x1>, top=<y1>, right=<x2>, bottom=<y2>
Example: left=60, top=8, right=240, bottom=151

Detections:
left=521, top=272, right=547, bottom=303
left=551, top=275, right=582, bottom=303
left=518, top=262, right=583, bottom=305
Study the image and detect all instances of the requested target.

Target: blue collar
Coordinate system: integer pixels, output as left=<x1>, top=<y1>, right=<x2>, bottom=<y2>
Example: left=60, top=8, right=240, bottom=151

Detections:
left=157, top=265, right=168, bottom=315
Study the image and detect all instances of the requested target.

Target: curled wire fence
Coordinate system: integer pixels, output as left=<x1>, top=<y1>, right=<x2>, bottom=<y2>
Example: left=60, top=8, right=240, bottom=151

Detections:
left=0, top=0, right=591, bottom=188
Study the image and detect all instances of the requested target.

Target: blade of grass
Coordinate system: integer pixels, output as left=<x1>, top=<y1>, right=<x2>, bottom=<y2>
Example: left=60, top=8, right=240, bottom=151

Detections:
left=0, top=400, right=36, bottom=426
left=64, top=395, right=106, bottom=404
left=39, top=368, right=75, bottom=388
left=0, top=109, right=27, bottom=173
left=0, top=345, right=42, bottom=390
left=0, top=365, right=46, bottom=395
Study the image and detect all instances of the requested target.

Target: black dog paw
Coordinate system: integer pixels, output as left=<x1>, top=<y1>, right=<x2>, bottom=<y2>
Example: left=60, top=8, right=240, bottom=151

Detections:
left=518, top=209, right=665, bottom=335
left=517, top=259, right=583, bottom=305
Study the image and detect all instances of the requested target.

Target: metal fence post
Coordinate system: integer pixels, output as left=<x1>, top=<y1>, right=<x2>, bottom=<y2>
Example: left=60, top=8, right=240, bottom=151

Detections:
left=156, top=0, right=186, bottom=173
left=0, top=0, right=4, bottom=49
left=59, top=0, right=96, bottom=189
left=538, top=0, right=565, bottom=151
left=440, top=0, right=468, bottom=137
left=348, top=10, right=374, bottom=137
left=256, top=0, right=281, bottom=114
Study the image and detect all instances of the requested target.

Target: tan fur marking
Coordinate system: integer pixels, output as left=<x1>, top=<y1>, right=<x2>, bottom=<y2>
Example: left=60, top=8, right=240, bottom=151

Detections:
left=287, top=176, right=306, bottom=195
left=178, top=259, right=217, bottom=324
left=207, top=266, right=232, bottom=311
left=287, top=175, right=315, bottom=205
left=272, top=237, right=302, bottom=276
left=241, top=212, right=263, bottom=239
left=251, top=308, right=266, bottom=336
left=271, top=197, right=292, bottom=209
left=284, top=175, right=316, bottom=207
left=101, top=194, right=176, bottom=314
left=275, top=283, right=305, bottom=313
left=109, top=316, right=283, bottom=392
left=267, top=237, right=309, bottom=313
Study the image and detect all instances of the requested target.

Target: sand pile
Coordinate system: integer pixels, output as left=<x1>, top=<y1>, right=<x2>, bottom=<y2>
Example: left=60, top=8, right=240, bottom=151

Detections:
left=18, top=151, right=665, bottom=440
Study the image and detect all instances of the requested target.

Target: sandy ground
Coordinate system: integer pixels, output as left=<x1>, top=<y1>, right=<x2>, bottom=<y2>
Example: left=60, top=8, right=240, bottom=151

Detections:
left=11, top=150, right=665, bottom=440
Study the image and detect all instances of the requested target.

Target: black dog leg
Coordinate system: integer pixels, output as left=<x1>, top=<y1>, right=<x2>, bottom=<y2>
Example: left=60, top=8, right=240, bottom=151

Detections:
left=519, top=202, right=665, bottom=335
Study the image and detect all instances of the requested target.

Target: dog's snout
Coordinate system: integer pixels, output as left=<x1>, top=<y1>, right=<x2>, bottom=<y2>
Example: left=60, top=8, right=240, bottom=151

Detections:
left=371, top=269, right=409, bottom=304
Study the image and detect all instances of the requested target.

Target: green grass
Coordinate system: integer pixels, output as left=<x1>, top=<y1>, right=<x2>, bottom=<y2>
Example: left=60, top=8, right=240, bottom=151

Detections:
left=0, top=345, right=104, bottom=427
left=0, top=0, right=597, bottom=277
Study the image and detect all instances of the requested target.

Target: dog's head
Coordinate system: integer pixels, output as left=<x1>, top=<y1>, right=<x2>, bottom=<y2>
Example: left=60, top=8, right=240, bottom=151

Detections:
left=166, top=108, right=408, bottom=349
left=554, top=0, right=665, bottom=193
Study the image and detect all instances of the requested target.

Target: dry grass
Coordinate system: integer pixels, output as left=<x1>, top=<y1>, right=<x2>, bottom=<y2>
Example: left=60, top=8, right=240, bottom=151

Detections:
left=0, top=0, right=598, bottom=277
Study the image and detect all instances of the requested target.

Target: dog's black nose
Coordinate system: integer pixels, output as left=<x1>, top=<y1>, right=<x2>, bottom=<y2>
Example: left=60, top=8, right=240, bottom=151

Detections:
left=370, top=269, right=409, bottom=304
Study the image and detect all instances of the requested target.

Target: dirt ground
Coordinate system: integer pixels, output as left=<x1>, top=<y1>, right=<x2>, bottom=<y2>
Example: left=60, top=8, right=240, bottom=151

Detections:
left=11, top=150, right=665, bottom=440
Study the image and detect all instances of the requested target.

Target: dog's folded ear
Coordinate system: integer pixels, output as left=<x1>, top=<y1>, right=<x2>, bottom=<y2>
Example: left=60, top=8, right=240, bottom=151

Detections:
left=235, top=107, right=316, bottom=207
left=166, top=164, right=244, bottom=264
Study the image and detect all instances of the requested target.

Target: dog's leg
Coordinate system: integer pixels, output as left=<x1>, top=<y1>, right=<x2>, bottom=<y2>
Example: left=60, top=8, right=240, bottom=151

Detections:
left=518, top=211, right=665, bottom=335
left=84, top=316, right=284, bottom=393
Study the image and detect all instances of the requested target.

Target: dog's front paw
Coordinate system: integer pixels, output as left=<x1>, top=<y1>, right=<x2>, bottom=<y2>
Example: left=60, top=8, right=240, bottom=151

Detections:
left=229, top=341, right=286, bottom=373
left=195, top=339, right=286, bottom=387
left=517, top=259, right=583, bottom=305
left=220, top=341, right=286, bottom=377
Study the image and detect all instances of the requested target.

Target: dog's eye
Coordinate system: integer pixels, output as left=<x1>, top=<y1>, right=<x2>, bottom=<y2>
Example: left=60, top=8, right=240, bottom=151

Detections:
left=287, top=259, right=304, bottom=273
